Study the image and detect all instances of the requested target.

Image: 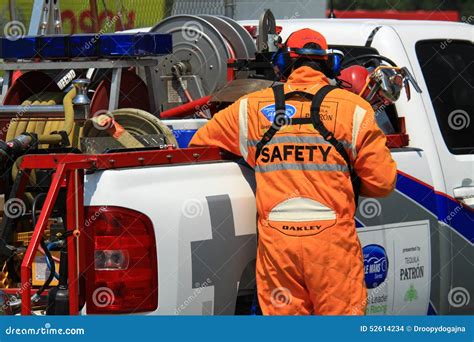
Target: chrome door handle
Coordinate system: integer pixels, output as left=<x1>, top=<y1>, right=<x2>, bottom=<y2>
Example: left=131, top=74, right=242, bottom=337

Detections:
left=453, top=187, right=474, bottom=208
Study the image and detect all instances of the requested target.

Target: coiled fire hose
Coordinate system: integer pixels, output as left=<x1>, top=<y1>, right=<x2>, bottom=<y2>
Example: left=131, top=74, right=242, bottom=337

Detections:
left=9, top=89, right=77, bottom=146
left=83, top=108, right=178, bottom=150
left=10, top=89, right=78, bottom=190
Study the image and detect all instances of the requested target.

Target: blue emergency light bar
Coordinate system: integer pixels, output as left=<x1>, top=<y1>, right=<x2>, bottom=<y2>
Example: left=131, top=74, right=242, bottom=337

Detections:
left=0, top=33, right=172, bottom=60
left=1, top=36, right=37, bottom=59
left=99, top=33, right=172, bottom=57
left=37, top=35, right=69, bottom=59
left=69, top=34, right=99, bottom=58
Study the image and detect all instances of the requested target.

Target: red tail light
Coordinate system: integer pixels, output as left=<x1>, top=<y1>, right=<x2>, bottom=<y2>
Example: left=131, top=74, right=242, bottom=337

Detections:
left=84, top=206, right=158, bottom=314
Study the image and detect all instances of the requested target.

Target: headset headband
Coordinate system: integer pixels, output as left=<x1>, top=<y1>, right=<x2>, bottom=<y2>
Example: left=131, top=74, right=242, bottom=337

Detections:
left=288, top=47, right=345, bottom=58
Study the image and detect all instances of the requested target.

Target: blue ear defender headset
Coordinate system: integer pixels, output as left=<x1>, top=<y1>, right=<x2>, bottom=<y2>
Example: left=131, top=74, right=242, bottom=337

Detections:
left=326, top=49, right=344, bottom=77
left=271, top=46, right=345, bottom=79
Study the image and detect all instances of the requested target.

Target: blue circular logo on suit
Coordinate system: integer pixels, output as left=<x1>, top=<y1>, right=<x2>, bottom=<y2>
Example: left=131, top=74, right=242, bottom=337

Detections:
left=261, top=104, right=296, bottom=122
left=363, top=244, right=388, bottom=289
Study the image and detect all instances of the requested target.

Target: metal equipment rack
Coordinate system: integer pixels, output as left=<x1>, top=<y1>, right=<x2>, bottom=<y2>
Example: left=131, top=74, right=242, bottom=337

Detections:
left=14, top=146, right=224, bottom=315
left=0, top=58, right=162, bottom=116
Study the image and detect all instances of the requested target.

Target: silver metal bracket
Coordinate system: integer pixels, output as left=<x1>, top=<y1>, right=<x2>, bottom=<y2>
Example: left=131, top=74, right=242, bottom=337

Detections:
left=28, top=0, right=62, bottom=36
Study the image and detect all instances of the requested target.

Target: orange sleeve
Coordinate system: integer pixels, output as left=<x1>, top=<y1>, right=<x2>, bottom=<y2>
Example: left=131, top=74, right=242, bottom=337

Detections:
left=189, top=99, right=242, bottom=157
left=353, top=104, right=397, bottom=197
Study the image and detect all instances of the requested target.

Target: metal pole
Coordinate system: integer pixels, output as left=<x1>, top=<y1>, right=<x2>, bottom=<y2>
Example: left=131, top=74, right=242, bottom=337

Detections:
left=8, top=0, right=16, bottom=21
left=50, top=0, right=62, bottom=34
left=66, top=169, right=82, bottom=315
left=328, top=0, right=336, bottom=18
left=224, top=0, right=234, bottom=18
left=28, top=0, right=46, bottom=35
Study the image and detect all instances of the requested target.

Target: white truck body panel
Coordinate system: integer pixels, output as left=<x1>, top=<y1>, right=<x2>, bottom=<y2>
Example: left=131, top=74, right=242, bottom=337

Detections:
left=85, top=162, right=257, bottom=315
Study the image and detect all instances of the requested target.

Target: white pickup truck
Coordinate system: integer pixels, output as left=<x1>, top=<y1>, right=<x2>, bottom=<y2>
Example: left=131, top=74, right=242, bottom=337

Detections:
left=82, top=18, right=473, bottom=316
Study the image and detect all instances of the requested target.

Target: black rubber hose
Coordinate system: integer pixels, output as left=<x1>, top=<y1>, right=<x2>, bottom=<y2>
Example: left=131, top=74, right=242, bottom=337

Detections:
left=341, top=54, right=398, bottom=67
left=31, top=193, right=56, bottom=300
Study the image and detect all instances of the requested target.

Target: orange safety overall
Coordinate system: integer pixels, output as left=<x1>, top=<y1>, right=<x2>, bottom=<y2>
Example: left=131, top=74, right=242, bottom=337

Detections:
left=190, top=66, right=397, bottom=315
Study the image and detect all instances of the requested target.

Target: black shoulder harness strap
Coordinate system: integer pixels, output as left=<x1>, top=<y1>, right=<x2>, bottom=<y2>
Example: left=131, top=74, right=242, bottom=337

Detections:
left=255, top=84, right=360, bottom=206
left=255, top=84, right=286, bottom=160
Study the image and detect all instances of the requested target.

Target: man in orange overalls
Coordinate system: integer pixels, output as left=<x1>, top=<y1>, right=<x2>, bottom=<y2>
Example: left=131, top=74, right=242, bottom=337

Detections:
left=190, top=28, right=397, bottom=315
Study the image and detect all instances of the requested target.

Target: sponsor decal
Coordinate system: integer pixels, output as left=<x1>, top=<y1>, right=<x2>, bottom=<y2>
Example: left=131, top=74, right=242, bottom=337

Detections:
left=404, top=284, right=418, bottom=302
left=402, top=246, right=421, bottom=253
left=365, top=279, right=389, bottom=315
left=260, top=103, right=297, bottom=122
left=363, top=244, right=388, bottom=289
left=400, top=245, right=424, bottom=281
left=56, top=69, right=76, bottom=90
left=405, top=256, right=419, bottom=264
left=359, top=222, right=431, bottom=315
left=282, top=224, right=321, bottom=231
left=400, top=265, right=424, bottom=280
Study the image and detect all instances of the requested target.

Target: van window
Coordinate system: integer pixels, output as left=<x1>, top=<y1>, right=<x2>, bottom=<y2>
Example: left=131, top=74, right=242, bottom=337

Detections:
left=416, top=40, right=473, bottom=155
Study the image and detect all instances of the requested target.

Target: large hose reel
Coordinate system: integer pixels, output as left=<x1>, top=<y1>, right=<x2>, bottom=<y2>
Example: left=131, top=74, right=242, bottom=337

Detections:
left=151, top=14, right=256, bottom=111
left=82, top=108, right=178, bottom=153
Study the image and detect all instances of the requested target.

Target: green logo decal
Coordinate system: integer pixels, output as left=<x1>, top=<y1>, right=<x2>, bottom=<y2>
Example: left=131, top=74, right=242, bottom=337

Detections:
left=404, top=284, right=418, bottom=302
